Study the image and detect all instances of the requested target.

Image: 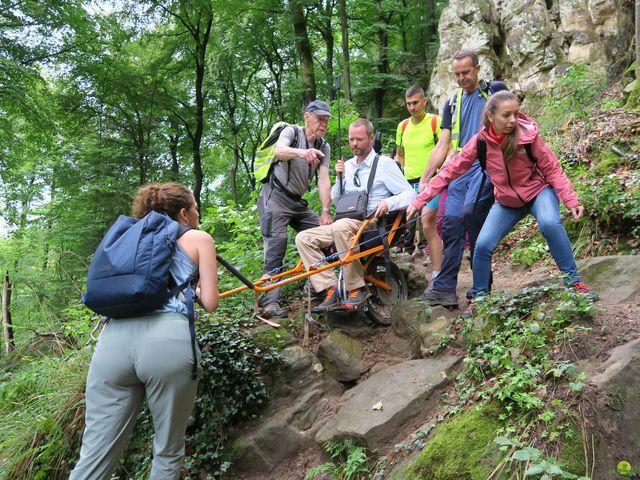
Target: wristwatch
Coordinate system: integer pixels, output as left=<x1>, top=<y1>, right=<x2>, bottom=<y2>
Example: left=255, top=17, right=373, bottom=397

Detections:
left=322, top=207, right=331, bottom=213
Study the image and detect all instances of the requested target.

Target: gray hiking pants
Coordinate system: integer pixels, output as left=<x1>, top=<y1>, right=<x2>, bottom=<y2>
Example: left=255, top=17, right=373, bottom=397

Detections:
left=258, top=183, right=320, bottom=307
left=70, top=312, right=201, bottom=480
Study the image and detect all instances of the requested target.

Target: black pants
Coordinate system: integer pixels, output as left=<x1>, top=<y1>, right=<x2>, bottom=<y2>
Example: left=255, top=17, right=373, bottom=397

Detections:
left=257, top=184, right=319, bottom=307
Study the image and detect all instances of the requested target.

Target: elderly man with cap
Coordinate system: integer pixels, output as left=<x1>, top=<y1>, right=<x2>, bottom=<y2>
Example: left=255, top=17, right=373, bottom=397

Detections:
left=257, top=100, right=333, bottom=318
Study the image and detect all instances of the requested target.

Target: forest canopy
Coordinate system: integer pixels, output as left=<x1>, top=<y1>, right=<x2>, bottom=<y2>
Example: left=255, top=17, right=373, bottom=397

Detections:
left=0, top=0, right=445, bottom=334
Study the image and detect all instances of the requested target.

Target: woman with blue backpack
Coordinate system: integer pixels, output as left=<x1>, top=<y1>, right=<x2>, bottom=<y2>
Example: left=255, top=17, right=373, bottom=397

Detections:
left=71, top=182, right=219, bottom=480
left=407, top=91, right=593, bottom=317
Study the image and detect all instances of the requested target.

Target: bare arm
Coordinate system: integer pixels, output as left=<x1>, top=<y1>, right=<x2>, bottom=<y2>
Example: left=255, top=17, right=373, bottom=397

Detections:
left=419, top=129, right=452, bottom=191
left=274, top=144, right=324, bottom=167
left=394, top=146, right=405, bottom=168
left=180, top=230, right=219, bottom=312
left=317, top=165, right=332, bottom=225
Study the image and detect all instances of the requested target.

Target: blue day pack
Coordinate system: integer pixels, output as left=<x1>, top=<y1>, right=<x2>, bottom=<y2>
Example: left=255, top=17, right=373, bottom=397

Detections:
left=82, top=211, right=197, bottom=319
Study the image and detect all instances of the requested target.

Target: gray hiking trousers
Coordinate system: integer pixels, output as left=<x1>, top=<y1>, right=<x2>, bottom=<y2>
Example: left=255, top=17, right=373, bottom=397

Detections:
left=258, top=183, right=320, bottom=307
left=70, top=312, right=202, bottom=480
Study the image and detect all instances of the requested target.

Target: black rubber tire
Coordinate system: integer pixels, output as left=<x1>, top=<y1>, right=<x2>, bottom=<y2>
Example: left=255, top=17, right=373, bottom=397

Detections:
left=363, top=257, right=408, bottom=326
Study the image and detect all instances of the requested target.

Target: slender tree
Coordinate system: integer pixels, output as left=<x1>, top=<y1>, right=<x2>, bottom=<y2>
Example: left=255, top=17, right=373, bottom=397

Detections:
left=289, top=0, right=317, bottom=104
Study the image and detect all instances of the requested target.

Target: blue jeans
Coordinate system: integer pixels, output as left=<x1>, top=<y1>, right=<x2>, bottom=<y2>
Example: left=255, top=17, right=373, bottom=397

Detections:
left=472, top=187, right=580, bottom=298
left=432, top=163, right=493, bottom=293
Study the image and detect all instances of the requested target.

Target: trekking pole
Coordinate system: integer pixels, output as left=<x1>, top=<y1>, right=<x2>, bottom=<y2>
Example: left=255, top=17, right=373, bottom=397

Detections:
left=335, top=75, right=344, bottom=196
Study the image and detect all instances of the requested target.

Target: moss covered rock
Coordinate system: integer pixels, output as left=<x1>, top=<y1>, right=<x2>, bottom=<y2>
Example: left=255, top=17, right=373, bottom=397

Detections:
left=405, top=407, right=503, bottom=480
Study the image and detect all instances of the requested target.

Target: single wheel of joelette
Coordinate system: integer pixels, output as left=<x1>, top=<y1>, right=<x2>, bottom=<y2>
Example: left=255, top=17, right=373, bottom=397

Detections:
left=363, top=257, right=408, bottom=326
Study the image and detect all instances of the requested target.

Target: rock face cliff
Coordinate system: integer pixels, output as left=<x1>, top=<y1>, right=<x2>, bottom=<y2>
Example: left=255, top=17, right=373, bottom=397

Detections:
left=429, top=0, right=634, bottom=108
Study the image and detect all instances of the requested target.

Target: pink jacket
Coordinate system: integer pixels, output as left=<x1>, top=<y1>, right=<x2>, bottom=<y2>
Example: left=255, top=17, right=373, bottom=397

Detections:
left=412, top=113, right=580, bottom=210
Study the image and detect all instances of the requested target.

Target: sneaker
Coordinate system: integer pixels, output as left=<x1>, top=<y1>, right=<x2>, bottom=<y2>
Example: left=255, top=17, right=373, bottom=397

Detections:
left=312, top=286, right=340, bottom=312
left=343, top=287, right=369, bottom=308
left=422, top=287, right=458, bottom=307
left=461, top=300, right=477, bottom=319
left=570, top=281, right=598, bottom=300
left=262, top=303, right=288, bottom=319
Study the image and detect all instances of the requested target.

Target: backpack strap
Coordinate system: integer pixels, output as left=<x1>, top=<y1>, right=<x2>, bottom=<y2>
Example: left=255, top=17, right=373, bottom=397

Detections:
left=473, top=139, right=488, bottom=216
left=286, top=125, right=301, bottom=187
left=431, top=115, right=439, bottom=144
left=366, top=154, right=381, bottom=194
left=171, top=223, right=200, bottom=380
left=524, top=143, right=536, bottom=164
left=477, top=138, right=487, bottom=172
left=399, top=118, right=410, bottom=146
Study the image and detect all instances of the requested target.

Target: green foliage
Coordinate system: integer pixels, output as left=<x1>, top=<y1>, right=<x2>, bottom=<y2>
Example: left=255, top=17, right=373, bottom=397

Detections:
left=509, top=228, right=548, bottom=267
left=0, top=350, right=90, bottom=479
left=496, top=437, right=589, bottom=479
left=305, top=440, right=372, bottom=480
left=460, top=285, right=594, bottom=417
left=567, top=173, right=640, bottom=256
left=183, top=315, right=280, bottom=474
left=535, top=63, right=607, bottom=137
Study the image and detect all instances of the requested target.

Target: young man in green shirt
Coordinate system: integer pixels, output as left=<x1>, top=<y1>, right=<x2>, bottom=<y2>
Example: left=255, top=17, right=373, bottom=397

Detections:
left=395, top=85, right=446, bottom=281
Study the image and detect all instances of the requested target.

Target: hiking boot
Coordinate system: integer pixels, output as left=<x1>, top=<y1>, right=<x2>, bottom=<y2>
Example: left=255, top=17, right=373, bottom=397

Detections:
left=462, top=296, right=487, bottom=319
left=422, top=287, right=458, bottom=307
left=570, top=281, right=598, bottom=300
left=461, top=301, right=476, bottom=319
left=262, top=303, right=288, bottom=319
left=343, top=287, right=369, bottom=308
left=312, top=286, right=340, bottom=312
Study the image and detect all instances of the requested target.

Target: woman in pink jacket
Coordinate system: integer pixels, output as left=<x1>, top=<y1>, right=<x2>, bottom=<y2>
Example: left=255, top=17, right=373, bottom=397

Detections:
left=407, top=91, right=592, bottom=314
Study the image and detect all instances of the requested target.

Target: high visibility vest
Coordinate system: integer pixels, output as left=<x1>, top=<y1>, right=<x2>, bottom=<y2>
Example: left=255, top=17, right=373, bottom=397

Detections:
left=449, top=85, right=490, bottom=152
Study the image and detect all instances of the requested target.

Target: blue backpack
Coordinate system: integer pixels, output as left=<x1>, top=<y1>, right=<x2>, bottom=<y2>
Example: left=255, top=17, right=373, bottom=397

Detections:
left=83, top=211, right=200, bottom=379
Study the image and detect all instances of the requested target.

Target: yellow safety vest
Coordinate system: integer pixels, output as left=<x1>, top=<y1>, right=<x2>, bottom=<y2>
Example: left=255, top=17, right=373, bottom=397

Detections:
left=450, top=86, right=490, bottom=152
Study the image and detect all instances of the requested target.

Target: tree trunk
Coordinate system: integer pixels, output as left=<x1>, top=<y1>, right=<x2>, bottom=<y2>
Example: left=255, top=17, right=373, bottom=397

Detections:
left=2, top=272, right=15, bottom=354
left=339, top=0, right=351, bottom=101
left=191, top=16, right=211, bottom=210
left=169, top=131, right=180, bottom=180
left=374, top=0, right=390, bottom=118
left=230, top=129, right=240, bottom=203
left=425, top=0, right=437, bottom=46
left=323, top=0, right=335, bottom=101
left=159, top=2, right=214, bottom=210
left=636, top=0, right=639, bottom=79
left=290, top=0, right=316, bottom=105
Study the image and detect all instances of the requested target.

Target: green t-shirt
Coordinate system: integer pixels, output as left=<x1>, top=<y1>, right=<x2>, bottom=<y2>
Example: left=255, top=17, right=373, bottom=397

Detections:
left=395, top=114, right=442, bottom=180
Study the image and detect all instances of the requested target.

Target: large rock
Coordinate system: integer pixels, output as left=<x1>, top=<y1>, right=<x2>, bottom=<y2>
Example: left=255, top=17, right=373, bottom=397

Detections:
left=429, top=0, right=634, bottom=108
left=391, top=299, right=433, bottom=338
left=315, top=356, right=461, bottom=448
left=397, top=261, right=427, bottom=296
left=589, top=338, right=640, bottom=478
left=419, top=317, right=453, bottom=356
left=316, top=330, right=365, bottom=382
left=577, top=255, right=640, bottom=304
left=230, top=346, right=344, bottom=474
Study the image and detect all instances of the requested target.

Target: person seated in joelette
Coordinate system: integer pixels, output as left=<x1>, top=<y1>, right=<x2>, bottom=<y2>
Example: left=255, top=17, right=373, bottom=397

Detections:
left=295, top=118, right=415, bottom=311
left=406, top=91, right=593, bottom=317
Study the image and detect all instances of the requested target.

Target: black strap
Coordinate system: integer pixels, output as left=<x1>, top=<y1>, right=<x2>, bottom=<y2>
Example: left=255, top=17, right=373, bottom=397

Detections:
left=379, top=225, right=391, bottom=283
left=183, top=281, right=199, bottom=380
left=524, top=143, right=536, bottom=164
left=473, top=140, right=538, bottom=214
left=271, top=175, right=307, bottom=206
left=473, top=139, right=488, bottom=216
left=477, top=139, right=487, bottom=172
left=366, top=154, right=381, bottom=194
